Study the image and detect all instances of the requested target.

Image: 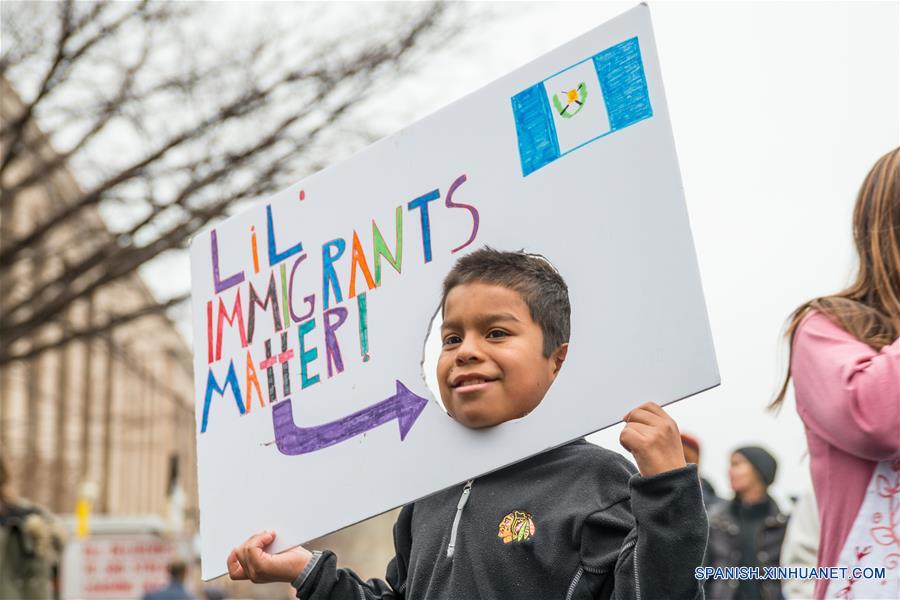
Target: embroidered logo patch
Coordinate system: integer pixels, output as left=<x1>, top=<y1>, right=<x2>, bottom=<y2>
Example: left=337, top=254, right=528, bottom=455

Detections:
left=498, top=510, right=535, bottom=544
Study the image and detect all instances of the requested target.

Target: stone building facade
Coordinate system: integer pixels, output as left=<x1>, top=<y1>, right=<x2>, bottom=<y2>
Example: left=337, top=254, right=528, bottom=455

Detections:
left=0, top=77, right=199, bottom=524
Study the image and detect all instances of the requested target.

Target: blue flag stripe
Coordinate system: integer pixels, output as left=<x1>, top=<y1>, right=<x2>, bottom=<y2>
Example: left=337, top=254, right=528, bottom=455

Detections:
left=593, top=37, right=653, bottom=131
left=511, top=82, right=560, bottom=177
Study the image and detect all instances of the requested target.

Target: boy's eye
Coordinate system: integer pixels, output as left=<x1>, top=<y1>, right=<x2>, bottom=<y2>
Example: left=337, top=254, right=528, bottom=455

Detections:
left=442, top=334, right=462, bottom=346
left=487, top=329, right=508, bottom=339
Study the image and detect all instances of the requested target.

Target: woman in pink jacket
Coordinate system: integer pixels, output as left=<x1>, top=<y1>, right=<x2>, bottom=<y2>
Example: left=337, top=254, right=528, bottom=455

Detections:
left=773, top=147, right=900, bottom=599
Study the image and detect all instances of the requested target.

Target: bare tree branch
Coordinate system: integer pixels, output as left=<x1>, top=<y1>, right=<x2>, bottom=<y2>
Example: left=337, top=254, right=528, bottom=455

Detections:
left=1, top=133, right=316, bottom=344
left=0, top=3, right=444, bottom=269
left=0, top=292, right=189, bottom=365
left=0, top=1, right=463, bottom=355
left=0, top=35, right=153, bottom=208
left=2, top=105, right=318, bottom=323
left=0, top=1, right=155, bottom=173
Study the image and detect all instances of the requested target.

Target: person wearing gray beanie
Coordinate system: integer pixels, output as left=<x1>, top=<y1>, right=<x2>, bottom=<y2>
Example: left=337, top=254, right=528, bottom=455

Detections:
left=705, top=446, right=787, bottom=600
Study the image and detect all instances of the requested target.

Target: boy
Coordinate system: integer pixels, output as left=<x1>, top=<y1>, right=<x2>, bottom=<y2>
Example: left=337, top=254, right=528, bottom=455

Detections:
left=228, top=248, right=709, bottom=599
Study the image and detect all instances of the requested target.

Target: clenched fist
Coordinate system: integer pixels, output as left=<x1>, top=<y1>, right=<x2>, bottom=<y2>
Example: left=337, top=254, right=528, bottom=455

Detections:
left=619, top=402, right=687, bottom=477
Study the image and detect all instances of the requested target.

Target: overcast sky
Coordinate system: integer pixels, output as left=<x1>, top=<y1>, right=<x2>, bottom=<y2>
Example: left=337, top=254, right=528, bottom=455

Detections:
left=141, top=1, right=899, bottom=508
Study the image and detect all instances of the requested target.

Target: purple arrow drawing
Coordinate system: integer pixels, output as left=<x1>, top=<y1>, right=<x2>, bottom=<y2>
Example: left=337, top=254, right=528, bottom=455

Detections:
left=271, top=380, right=429, bottom=456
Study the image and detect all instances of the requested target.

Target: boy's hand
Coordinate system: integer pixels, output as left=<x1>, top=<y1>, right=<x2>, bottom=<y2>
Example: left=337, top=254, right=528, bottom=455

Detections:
left=227, top=531, right=312, bottom=584
left=619, top=402, right=687, bottom=477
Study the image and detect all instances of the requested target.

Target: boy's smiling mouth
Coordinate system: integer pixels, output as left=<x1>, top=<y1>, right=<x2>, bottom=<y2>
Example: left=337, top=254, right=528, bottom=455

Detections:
left=450, top=373, right=499, bottom=392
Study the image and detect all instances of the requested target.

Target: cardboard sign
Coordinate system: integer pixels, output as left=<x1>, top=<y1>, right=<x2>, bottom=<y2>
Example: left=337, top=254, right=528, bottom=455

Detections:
left=190, top=4, right=718, bottom=579
left=61, top=536, right=187, bottom=599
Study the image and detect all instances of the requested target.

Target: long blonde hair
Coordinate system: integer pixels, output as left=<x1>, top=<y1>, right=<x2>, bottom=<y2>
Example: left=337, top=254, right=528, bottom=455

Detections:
left=772, top=147, right=900, bottom=408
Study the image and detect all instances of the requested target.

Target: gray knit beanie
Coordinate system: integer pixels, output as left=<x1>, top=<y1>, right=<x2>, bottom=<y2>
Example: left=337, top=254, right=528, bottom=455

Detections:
left=734, top=446, right=777, bottom=486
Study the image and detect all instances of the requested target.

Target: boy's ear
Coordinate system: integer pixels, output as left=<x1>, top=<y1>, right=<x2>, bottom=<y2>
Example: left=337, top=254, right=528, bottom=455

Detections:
left=551, top=343, right=569, bottom=376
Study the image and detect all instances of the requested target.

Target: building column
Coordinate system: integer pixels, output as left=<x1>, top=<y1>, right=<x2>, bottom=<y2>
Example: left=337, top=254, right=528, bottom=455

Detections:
left=53, top=308, right=73, bottom=512
left=101, top=334, right=116, bottom=513
left=79, top=294, right=95, bottom=484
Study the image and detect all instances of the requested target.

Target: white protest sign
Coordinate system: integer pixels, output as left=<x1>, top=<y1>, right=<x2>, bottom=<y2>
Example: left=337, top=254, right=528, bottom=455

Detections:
left=61, top=536, right=188, bottom=599
left=190, top=4, right=718, bottom=579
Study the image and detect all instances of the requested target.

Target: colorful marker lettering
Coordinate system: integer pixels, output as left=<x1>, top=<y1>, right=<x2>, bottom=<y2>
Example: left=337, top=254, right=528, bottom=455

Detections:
left=251, top=226, right=260, bottom=274
left=372, top=207, right=402, bottom=285
left=407, top=189, right=440, bottom=263
left=247, top=273, right=282, bottom=344
left=288, top=254, right=315, bottom=323
left=358, top=293, right=369, bottom=362
left=266, top=204, right=303, bottom=266
left=323, top=307, right=349, bottom=378
left=215, top=292, right=248, bottom=361
left=211, top=229, right=245, bottom=294
left=201, top=361, right=245, bottom=433
left=445, top=174, right=480, bottom=253
left=298, top=319, right=320, bottom=389
left=349, top=230, right=376, bottom=298
left=245, top=351, right=265, bottom=412
left=322, top=238, right=346, bottom=309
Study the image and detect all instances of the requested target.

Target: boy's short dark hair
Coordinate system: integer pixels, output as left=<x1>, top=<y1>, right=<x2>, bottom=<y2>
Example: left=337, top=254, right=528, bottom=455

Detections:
left=441, top=247, right=570, bottom=357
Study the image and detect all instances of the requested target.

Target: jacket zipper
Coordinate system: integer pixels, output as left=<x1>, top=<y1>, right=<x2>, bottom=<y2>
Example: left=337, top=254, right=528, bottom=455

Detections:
left=446, top=479, right=474, bottom=558
left=633, top=537, right=642, bottom=600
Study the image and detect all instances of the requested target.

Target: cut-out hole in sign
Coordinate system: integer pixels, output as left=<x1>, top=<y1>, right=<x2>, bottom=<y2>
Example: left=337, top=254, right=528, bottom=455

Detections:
left=421, top=303, right=448, bottom=415
left=419, top=251, right=571, bottom=428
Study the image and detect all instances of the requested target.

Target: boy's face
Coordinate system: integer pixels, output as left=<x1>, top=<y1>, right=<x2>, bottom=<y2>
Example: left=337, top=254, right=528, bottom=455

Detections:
left=437, top=282, right=567, bottom=428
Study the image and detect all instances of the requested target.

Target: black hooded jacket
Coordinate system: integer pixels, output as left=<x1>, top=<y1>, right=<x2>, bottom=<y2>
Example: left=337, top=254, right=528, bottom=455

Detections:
left=295, top=439, right=708, bottom=600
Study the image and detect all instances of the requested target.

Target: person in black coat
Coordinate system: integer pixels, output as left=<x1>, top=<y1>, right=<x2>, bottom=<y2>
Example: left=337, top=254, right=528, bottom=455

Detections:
left=706, top=446, right=788, bottom=600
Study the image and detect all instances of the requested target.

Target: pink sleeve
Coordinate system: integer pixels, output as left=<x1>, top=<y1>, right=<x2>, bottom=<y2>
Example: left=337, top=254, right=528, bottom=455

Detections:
left=791, top=311, right=900, bottom=462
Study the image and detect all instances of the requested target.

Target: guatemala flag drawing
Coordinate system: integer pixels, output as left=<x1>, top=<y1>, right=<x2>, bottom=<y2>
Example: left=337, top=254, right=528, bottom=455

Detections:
left=511, top=37, right=652, bottom=177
